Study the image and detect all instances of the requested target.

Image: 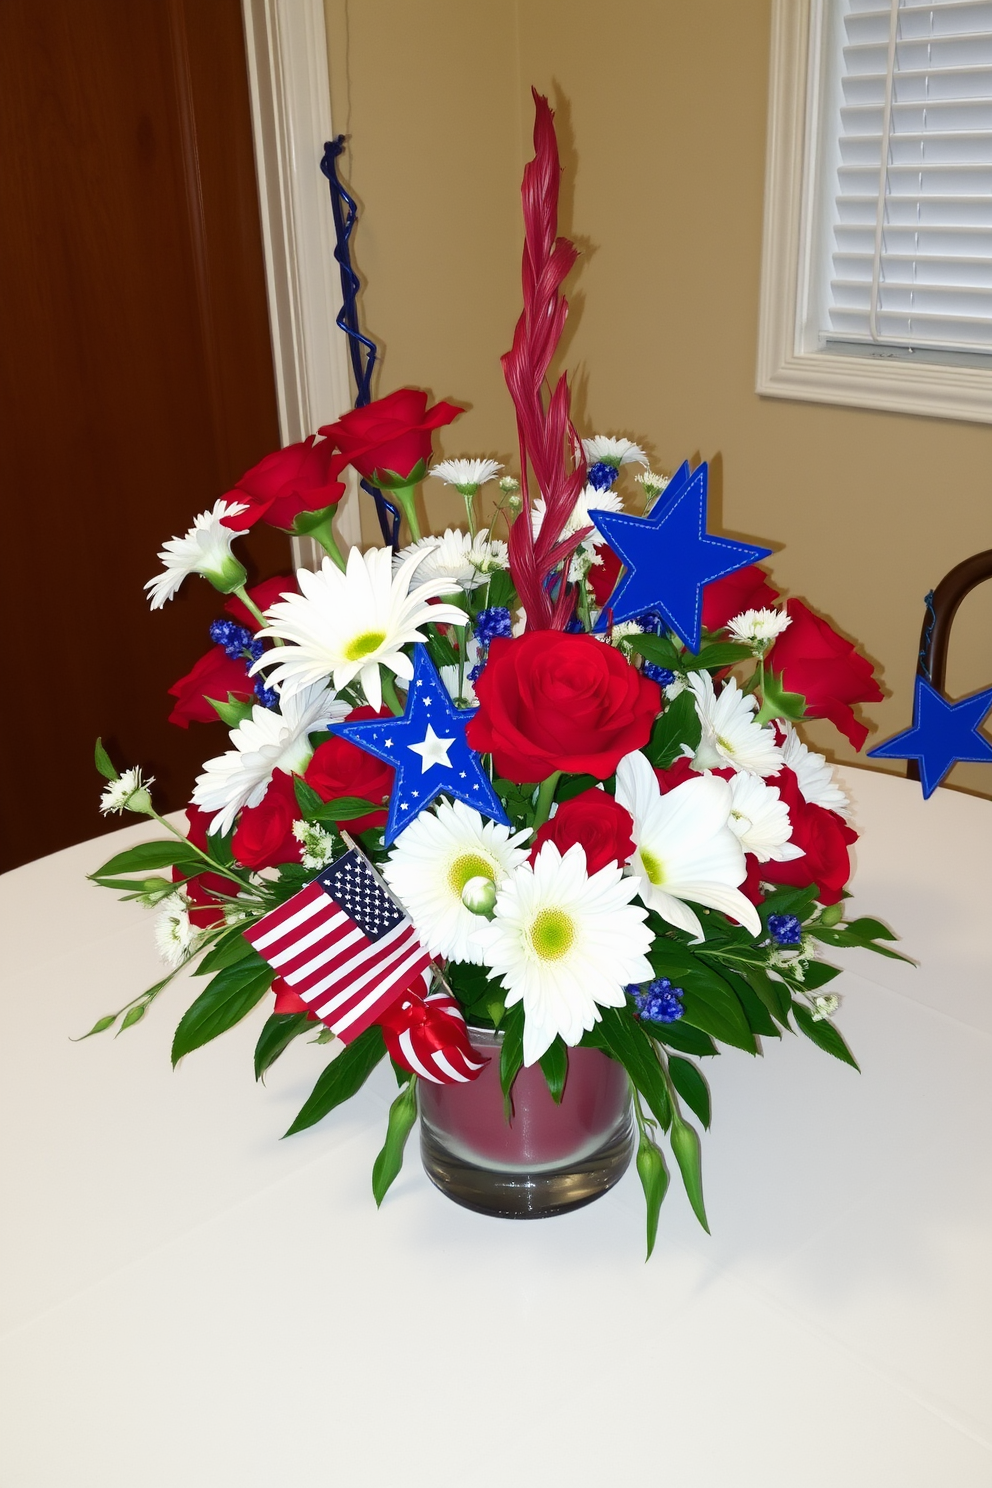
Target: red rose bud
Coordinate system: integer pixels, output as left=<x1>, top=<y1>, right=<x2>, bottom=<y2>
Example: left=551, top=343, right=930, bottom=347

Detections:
left=466, top=632, right=660, bottom=783
left=318, top=387, right=463, bottom=485
left=304, top=707, right=394, bottom=834
left=174, top=805, right=230, bottom=927
left=231, top=771, right=303, bottom=871
left=531, top=788, right=636, bottom=873
left=753, top=766, right=857, bottom=905
left=769, top=599, right=883, bottom=751
left=222, top=436, right=347, bottom=530
left=168, top=645, right=254, bottom=728
left=702, top=565, right=779, bottom=633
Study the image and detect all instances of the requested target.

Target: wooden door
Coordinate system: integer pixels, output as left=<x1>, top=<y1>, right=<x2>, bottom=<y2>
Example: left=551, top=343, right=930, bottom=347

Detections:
left=0, top=0, right=289, bottom=870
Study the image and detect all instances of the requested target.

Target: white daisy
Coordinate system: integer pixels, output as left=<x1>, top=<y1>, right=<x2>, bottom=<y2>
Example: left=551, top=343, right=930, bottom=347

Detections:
left=250, top=547, right=468, bottom=710
left=99, top=766, right=155, bottom=817
left=396, top=529, right=508, bottom=594
left=532, top=482, right=624, bottom=554
left=727, top=771, right=805, bottom=863
left=471, top=841, right=654, bottom=1066
left=581, top=435, right=650, bottom=469
left=615, top=750, right=762, bottom=940
left=439, top=665, right=478, bottom=708
left=383, top=801, right=531, bottom=966
left=192, top=682, right=345, bottom=835
left=144, top=500, right=249, bottom=610
left=155, top=892, right=196, bottom=969
left=726, top=608, right=792, bottom=651
left=688, top=671, right=783, bottom=777
left=778, top=724, right=850, bottom=818
left=430, top=458, right=503, bottom=493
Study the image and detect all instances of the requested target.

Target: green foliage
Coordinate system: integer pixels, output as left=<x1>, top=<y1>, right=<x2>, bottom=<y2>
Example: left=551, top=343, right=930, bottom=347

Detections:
left=195, top=925, right=260, bottom=975
left=94, top=737, right=118, bottom=781
left=627, top=633, right=683, bottom=672
left=670, top=1117, right=709, bottom=1232
left=809, top=916, right=912, bottom=963
left=206, top=694, right=254, bottom=728
left=739, top=964, right=792, bottom=1025
left=649, top=949, right=756, bottom=1054
left=484, top=569, right=516, bottom=610
left=499, top=1002, right=525, bottom=1117
left=254, top=1013, right=312, bottom=1081
left=171, top=960, right=274, bottom=1065
left=91, top=841, right=204, bottom=879
left=372, top=1077, right=419, bottom=1206
left=596, top=1006, right=671, bottom=1131
left=636, top=1130, right=669, bottom=1261
left=792, top=1001, right=860, bottom=1069
left=652, top=1019, right=719, bottom=1058
left=284, top=1026, right=386, bottom=1136
left=78, top=1013, right=118, bottom=1039
left=308, top=796, right=380, bottom=825
left=668, top=1055, right=711, bottom=1129
left=538, top=1038, right=569, bottom=1104
left=120, top=1004, right=145, bottom=1031
left=755, top=667, right=807, bottom=726
left=719, top=967, right=779, bottom=1039
left=424, top=627, right=459, bottom=670
left=643, top=689, right=701, bottom=769
left=684, top=642, right=755, bottom=671
left=293, top=777, right=327, bottom=821
left=802, top=961, right=843, bottom=992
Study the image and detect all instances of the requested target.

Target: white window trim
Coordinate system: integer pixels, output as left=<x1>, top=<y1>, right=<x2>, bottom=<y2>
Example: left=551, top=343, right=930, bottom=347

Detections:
left=240, top=0, right=362, bottom=562
left=756, top=0, right=992, bottom=426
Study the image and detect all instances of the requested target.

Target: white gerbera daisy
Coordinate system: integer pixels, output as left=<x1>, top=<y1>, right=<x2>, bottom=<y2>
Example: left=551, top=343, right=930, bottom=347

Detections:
left=396, top=529, right=508, bottom=594
left=581, top=435, right=649, bottom=469
left=532, top=482, right=624, bottom=554
left=471, top=841, right=654, bottom=1066
left=144, top=500, right=249, bottom=610
left=430, top=458, right=503, bottom=493
left=250, top=547, right=468, bottom=710
left=727, top=771, right=805, bottom=863
left=778, top=724, right=850, bottom=817
left=383, top=801, right=531, bottom=965
left=615, top=750, right=762, bottom=940
left=99, top=766, right=155, bottom=817
left=192, top=682, right=345, bottom=835
left=688, top=671, right=783, bottom=778
left=155, top=892, right=196, bottom=969
left=726, top=608, right=792, bottom=650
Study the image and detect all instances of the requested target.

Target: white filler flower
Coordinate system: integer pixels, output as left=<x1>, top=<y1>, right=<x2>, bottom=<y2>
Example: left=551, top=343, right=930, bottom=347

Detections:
left=145, top=500, right=249, bottom=610
left=384, top=800, right=530, bottom=965
left=429, top=458, right=503, bottom=493
left=155, top=892, right=196, bottom=969
left=688, top=671, right=783, bottom=777
left=396, top=529, right=508, bottom=594
left=615, top=749, right=762, bottom=940
left=473, top=841, right=654, bottom=1066
left=726, top=608, right=792, bottom=650
left=192, top=682, right=345, bottom=835
left=99, top=766, right=155, bottom=817
left=581, top=435, right=650, bottom=469
left=778, top=724, right=850, bottom=817
left=727, top=771, right=805, bottom=863
left=251, top=547, right=468, bottom=710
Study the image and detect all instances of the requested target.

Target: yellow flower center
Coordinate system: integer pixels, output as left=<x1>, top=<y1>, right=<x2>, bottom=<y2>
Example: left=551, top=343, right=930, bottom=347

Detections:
left=716, top=735, right=735, bottom=754
left=448, top=853, right=495, bottom=897
left=530, top=907, right=575, bottom=961
left=640, top=848, right=665, bottom=885
left=344, top=630, right=387, bottom=661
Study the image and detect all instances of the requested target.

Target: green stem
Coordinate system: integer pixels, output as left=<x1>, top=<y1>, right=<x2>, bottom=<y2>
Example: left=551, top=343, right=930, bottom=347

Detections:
left=380, top=669, right=405, bottom=717
left=532, top=771, right=562, bottom=831
left=302, top=511, right=347, bottom=572
left=232, top=585, right=268, bottom=632
left=577, top=574, right=593, bottom=633
left=149, top=810, right=250, bottom=889
left=392, top=484, right=422, bottom=542
left=463, top=490, right=477, bottom=539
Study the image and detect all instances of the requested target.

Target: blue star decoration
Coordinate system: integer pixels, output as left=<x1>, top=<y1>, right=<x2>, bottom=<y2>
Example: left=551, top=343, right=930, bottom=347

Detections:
left=867, top=674, right=992, bottom=799
left=590, top=459, right=772, bottom=652
left=328, top=645, right=511, bottom=845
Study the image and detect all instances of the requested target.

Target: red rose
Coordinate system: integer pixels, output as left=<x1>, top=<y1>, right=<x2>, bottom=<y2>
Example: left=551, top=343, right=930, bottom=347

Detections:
left=304, top=707, right=394, bottom=833
left=702, top=565, right=779, bottom=632
left=271, top=977, right=318, bottom=1020
left=531, top=789, right=636, bottom=873
left=467, top=632, right=660, bottom=782
left=653, top=754, right=707, bottom=793
left=588, top=544, right=623, bottom=607
left=167, top=645, right=254, bottom=728
left=225, top=574, right=298, bottom=630
left=318, top=388, right=463, bottom=484
left=231, top=771, right=302, bottom=870
left=222, top=437, right=346, bottom=530
left=751, top=767, right=857, bottom=905
left=174, top=805, right=230, bottom=928
left=769, top=599, right=883, bottom=751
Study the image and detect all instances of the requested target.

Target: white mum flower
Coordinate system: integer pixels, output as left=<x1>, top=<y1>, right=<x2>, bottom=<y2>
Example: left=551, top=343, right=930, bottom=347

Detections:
left=532, top=482, right=623, bottom=554
left=472, top=841, right=654, bottom=1066
left=250, top=547, right=468, bottom=710
left=778, top=724, right=850, bottom=818
left=430, top=458, right=503, bottom=493
left=192, top=682, right=345, bottom=836
left=634, top=470, right=671, bottom=503
left=727, top=771, right=805, bottom=863
left=155, top=892, right=196, bottom=969
left=383, top=801, right=531, bottom=966
left=144, top=500, right=249, bottom=610
left=581, top=436, right=649, bottom=469
left=615, top=750, right=762, bottom=940
left=396, top=529, right=507, bottom=594
left=726, top=608, right=792, bottom=650
left=688, top=671, right=783, bottom=777
left=99, top=766, right=155, bottom=817
left=292, top=819, right=337, bottom=870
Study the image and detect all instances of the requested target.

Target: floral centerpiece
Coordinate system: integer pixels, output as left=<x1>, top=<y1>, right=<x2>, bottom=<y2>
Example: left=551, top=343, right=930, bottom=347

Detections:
left=87, top=95, right=903, bottom=1253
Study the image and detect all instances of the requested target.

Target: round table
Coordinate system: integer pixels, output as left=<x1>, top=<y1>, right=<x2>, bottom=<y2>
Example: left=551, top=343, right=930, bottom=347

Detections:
left=2, top=766, right=990, bottom=1487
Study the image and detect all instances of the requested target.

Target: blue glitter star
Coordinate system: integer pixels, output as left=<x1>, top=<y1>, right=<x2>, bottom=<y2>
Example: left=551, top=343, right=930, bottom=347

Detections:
left=867, top=674, right=992, bottom=799
left=590, top=460, right=772, bottom=652
left=328, top=645, right=510, bottom=844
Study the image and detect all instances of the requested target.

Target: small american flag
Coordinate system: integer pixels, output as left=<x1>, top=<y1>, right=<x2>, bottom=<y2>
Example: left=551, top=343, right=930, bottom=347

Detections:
left=243, top=848, right=432, bottom=1042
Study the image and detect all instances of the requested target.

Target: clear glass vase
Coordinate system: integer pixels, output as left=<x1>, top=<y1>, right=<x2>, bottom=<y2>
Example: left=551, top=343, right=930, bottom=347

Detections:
left=418, top=1027, right=633, bottom=1218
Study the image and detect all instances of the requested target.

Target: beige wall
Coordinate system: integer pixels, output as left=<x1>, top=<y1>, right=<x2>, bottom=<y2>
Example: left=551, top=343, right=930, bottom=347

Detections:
left=325, top=0, right=992, bottom=797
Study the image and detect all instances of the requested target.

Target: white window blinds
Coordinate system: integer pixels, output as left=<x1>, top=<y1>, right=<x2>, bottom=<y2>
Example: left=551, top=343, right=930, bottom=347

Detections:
left=819, top=0, right=992, bottom=358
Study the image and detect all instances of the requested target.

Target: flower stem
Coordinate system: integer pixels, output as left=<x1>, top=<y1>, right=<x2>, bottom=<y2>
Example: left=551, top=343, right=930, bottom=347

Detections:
left=392, top=484, right=422, bottom=542
left=462, top=490, right=477, bottom=539
left=532, top=771, right=562, bottom=831
left=302, top=511, right=347, bottom=572
left=232, top=585, right=268, bottom=631
left=149, top=809, right=249, bottom=889
left=380, top=669, right=405, bottom=718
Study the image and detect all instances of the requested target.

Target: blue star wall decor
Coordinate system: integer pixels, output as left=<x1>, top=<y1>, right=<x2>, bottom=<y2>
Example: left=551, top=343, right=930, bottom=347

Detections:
left=329, top=645, right=511, bottom=844
left=590, top=460, right=773, bottom=652
left=867, top=674, right=992, bottom=799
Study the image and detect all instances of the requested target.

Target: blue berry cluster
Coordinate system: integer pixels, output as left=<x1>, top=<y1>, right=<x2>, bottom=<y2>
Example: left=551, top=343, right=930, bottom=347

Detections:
left=209, top=619, right=254, bottom=659
left=474, top=606, right=513, bottom=646
left=643, top=663, right=675, bottom=686
left=767, top=913, right=803, bottom=946
left=633, top=611, right=666, bottom=635
left=587, top=461, right=619, bottom=492
left=628, top=977, right=685, bottom=1024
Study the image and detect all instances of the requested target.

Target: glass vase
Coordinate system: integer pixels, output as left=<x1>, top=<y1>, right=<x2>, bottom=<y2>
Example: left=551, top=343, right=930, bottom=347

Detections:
left=418, top=1027, right=633, bottom=1218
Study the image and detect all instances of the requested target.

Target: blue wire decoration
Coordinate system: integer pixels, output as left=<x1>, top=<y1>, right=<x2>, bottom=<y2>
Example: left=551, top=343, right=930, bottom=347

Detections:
left=320, top=136, right=400, bottom=549
left=918, top=589, right=936, bottom=679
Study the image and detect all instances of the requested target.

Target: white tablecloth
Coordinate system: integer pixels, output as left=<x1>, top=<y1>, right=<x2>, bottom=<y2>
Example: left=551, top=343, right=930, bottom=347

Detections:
left=1, top=766, right=990, bottom=1487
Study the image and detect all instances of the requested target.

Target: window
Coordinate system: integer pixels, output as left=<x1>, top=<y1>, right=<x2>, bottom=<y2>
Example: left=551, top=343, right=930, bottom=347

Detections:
left=757, top=0, right=992, bottom=423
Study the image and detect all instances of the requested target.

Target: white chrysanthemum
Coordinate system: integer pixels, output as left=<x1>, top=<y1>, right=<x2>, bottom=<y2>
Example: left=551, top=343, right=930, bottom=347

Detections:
left=292, top=819, right=337, bottom=870
left=396, top=529, right=508, bottom=594
left=471, top=842, right=654, bottom=1066
left=778, top=724, right=850, bottom=818
left=532, top=482, right=624, bottom=554
left=726, top=608, right=792, bottom=649
left=192, top=682, right=345, bottom=835
left=250, top=547, right=468, bottom=710
left=100, top=767, right=155, bottom=816
left=727, top=771, right=805, bottom=863
left=615, top=750, right=762, bottom=940
left=155, top=892, right=196, bottom=969
left=384, top=801, right=531, bottom=965
left=144, top=500, right=249, bottom=610
left=688, top=671, right=783, bottom=778
left=581, top=435, right=649, bottom=469
left=430, top=458, right=503, bottom=493
left=634, top=470, right=670, bottom=501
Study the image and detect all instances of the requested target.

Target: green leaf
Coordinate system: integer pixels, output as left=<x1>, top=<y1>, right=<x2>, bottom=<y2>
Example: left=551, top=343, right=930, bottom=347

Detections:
left=253, top=1012, right=312, bottom=1080
left=293, top=777, right=326, bottom=821
left=195, top=925, right=263, bottom=975
left=484, top=569, right=516, bottom=610
left=636, top=1131, right=669, bottom=1261
left=310, top=796, right=380, bottom=824
left=792, top=1001, right=860, bottom=1070
left=802, top=960, right=843, bottom=992
left=119, top=1004, right=146, bottom=1031
left=91, top=841, right=203, bottom=878
left=555, top=773, right=601, bottom=803
left=499, top=1002, right=525, bottom=1117
left=740, top=964, right=792, bottom=1025
left=755, top=668, right=807, bottom=726
left=94, top=737, right=119, bottom=781
left=643, top=689, right=701, bottom=769
left=292, top=500, right=340, bottom=536
left=627, top=633, right=683, bottom=671
left=843, top=916, right=901, bottom=944
left=371, top=1078, right=419, bottom=1206
left=668, top=1056, right=711, bottom=1129
left=808, top=925, right=913, bottom=962
left=597, top=1006, right=671, bottom=1130
left=672, top=964, right=756, bottom=1054
left=284, top=1025, right=386, bottom=1136
left=171, top=961, right=274, bottom=1065
left=670, top=1118, right=709, bottom=1232
left=424, top=627, right=460, bottom=670
left=759, top=884, right=819, bottom=924
left=538, top=1038, right=569, bottom=1105
left=652, top=1020, right=719, bottom=1058
left=719, top=966, right=779, bottom=1038
left=206, top=693, right=254, bottom=728
left=683, top=642, right=755, bottom=671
